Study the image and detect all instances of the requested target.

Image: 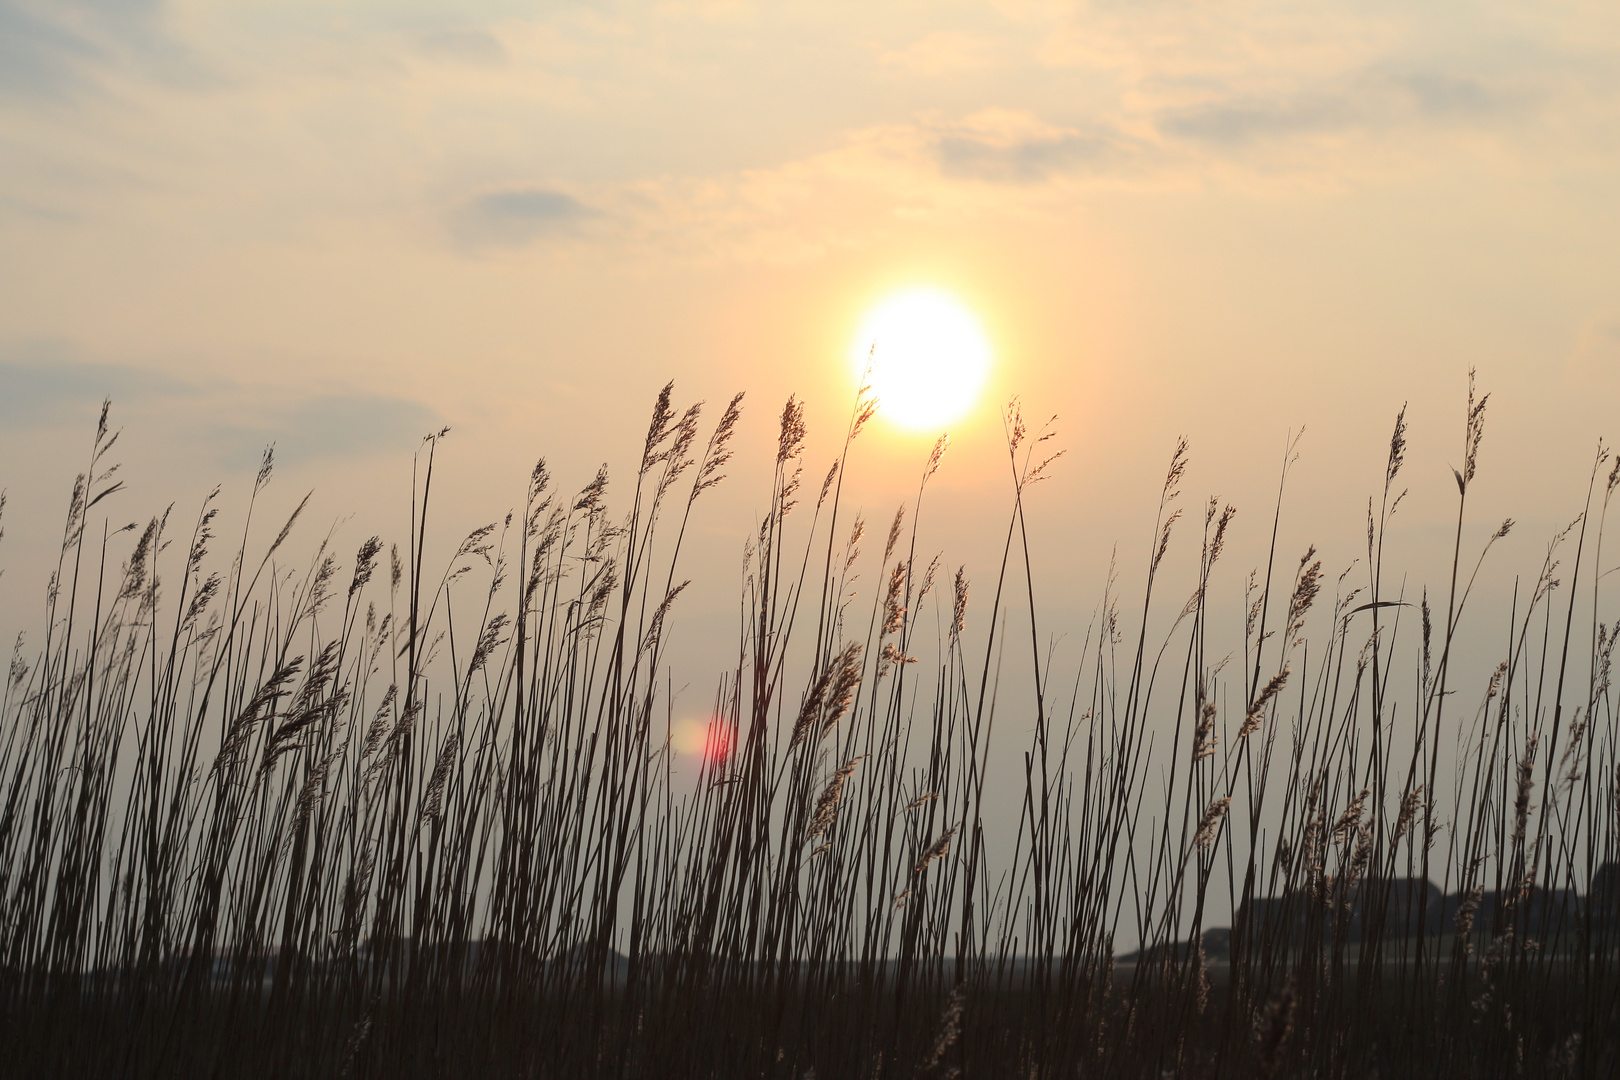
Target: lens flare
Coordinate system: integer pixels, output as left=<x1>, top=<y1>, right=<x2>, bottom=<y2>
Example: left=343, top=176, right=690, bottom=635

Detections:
left=673, top=717, right=734, bottom=766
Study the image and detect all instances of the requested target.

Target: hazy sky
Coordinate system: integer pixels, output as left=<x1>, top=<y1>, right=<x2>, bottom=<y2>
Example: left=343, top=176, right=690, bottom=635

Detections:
left=4, top=0, right=1620, bottom=673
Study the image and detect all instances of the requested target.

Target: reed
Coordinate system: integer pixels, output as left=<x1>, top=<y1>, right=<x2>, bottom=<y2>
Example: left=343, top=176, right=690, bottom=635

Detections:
left=0, top=375, right=1614, bottom=1078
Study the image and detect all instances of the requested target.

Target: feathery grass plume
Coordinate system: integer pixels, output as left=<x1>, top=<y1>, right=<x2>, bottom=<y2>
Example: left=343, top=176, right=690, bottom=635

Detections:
left=469, top=613, right=510, bottom=674
left=583, top=559, right=620, bottom=630
left=1152, top=508, right=1182, bottom=578
left=924, top=433, right=948, bottom=483
left=305, top=550, right=338, bottom=619
left=1284, top=548, right=1322, bottom=644
left=1557, top=709, right=1588, bottom=789
left=1393, top=785, right=1425, bottom=844
left=950, top=567, right=968, bottom=643
left=1347, top=823, right=1374, bottom=889
left=915, top=826, right=957, bottom=873
left=1246, top=570, right=1264, bottom=637
left=917, top=554, right=940, bottom=601
left=1005, top=398, right=1027, bottom=456
left=361, top=684, right=399, bottom=759
left=791, top=648, right=838, bottom=748
left=843, top=516, right=865, bottom=571
left=817, top=460, right=839, bottom=509
left=1596, top=624, right=1615, bottom=699
left=1240, top=667, right=1290, bottom=738
left=640, top=380, right=676, bottom=475
left=262, top=640, right=343, bottom=770
left=884, top=505, right=906, bottom=562
left=255, top=443, right=274, bottom=493
left=285, top=747, right=342, bottom=853
left=1455, top=887, right=1483, bottom=942
left=879, top=642, right=916, bottom=675
left=213, top=654, right=305, bottom=771
left=1421, top=590, right=1433, bottom=693
left=365, top=698, right=423, bottom=784
left=1206, top=499, right=1237, bottom=568
left=60, top=473, right=87, bottom=556
left=1331, top=788, right=1370, bottom=845
left=1387, top=403, right=1408, bottom=489
left=777, top=395, right=807, bottom=464
left=918, top=983, right=966, bottom=1077
left=8, top=633, right=28, bottom=690
left=118, top=518, right=157, bottom=601
left=183, top=573, right=221, bottom=634
left=641, top=581, right=689, bottom=654
left=656, top=403, right=704, bottom=501
left=420, top=731, right=461, bottom=821
left=818, top=643, right=863, bottom=741
left=1194, top=797, right=1230, bottom=848
left=1512, top=734, right=1539, bottom=847
left=904, top=791, right=938, bottom=812
left=1192, top=703, right=1218, bottom=761
left=686, top=392, right=745, bottom=505
left=349, top=536, right=383, bottom=598
left=529, top=455, right=551, bottom=501
left=805, top=756, right=865, bottom=843
left=1460, top=367, right=1490, bottom=491
left=389, top=542, right=402, bottom=595
left=574, top=465, right=609, bottom=513
left=881, top=561, right=908, bottom=636
left=1163, top=436, right=1189, bottom=501
left=266, top=491, right=313, bottom=562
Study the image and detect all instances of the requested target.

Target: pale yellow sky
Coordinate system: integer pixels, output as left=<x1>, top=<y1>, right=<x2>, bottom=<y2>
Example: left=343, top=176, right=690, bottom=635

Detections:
left=3, top=0, right=1620, bottom=669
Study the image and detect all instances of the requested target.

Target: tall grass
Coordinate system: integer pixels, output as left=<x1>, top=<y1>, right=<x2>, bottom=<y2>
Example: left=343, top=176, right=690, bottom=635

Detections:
left=0, top=375, right=1615, bottom=1078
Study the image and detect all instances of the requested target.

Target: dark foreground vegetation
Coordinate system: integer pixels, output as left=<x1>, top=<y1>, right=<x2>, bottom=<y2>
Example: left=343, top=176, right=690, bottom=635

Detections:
left=0, top=376, right=1616, bottom=1078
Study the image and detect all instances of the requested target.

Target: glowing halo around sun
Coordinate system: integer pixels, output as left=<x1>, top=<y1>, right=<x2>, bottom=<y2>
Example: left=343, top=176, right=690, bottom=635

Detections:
left=851, top=288, right=992, bottom=431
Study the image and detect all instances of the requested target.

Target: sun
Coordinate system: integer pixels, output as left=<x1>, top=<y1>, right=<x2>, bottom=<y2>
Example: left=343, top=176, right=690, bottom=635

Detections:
left=851, top=288, right=992, bottom=431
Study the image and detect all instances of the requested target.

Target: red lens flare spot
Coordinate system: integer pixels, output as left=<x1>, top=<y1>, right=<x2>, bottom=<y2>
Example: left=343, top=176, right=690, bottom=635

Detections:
left=674, top=717, right=734, bottom=766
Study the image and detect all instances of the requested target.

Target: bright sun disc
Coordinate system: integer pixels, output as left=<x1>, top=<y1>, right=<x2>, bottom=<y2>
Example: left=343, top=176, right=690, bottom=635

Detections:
left=851, top=288, right=991, bottom=431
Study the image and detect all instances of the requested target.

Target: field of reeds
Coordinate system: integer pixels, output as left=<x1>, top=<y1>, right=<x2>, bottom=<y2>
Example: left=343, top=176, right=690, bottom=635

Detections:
left=0, top=375, right=1616, bottom=1078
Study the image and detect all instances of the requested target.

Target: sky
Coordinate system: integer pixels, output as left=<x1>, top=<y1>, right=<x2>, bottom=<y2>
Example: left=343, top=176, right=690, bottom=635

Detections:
left=3, top=0, right=1620, bottom=714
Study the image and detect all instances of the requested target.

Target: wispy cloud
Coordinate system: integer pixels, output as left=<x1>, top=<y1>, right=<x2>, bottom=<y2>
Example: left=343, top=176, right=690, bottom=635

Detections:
left=1159, top=65, right=1530, bottom=145
left=0, top=0, right=208, bottom=100
left=414, top=27, right=509, bottom=68
left=448, top=187, right=596, bottom=248
left=933, top=109, right=1125, bottom=183
left=0, top=343, right=187, bottom=423
left=0, top=344, right=439, bottom=469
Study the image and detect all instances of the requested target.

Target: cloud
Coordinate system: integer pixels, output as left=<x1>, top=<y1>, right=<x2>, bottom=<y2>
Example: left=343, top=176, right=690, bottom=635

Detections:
left=0, top=0, right=204, bottom=100
left=0, top=343, right=438, bottom=469
left=206, top=394, right=440, bottom=470
left=0, top=0, right=100, bottom=98
left=0, top=343, right=187, bottom=424
left=933, top=109, right=1122, bottom=182
left=1157, top=67, right=1530, bottom=145
left=414, top=28, right=508, bottom=68
left=449, top=187, right=596, bottom=248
